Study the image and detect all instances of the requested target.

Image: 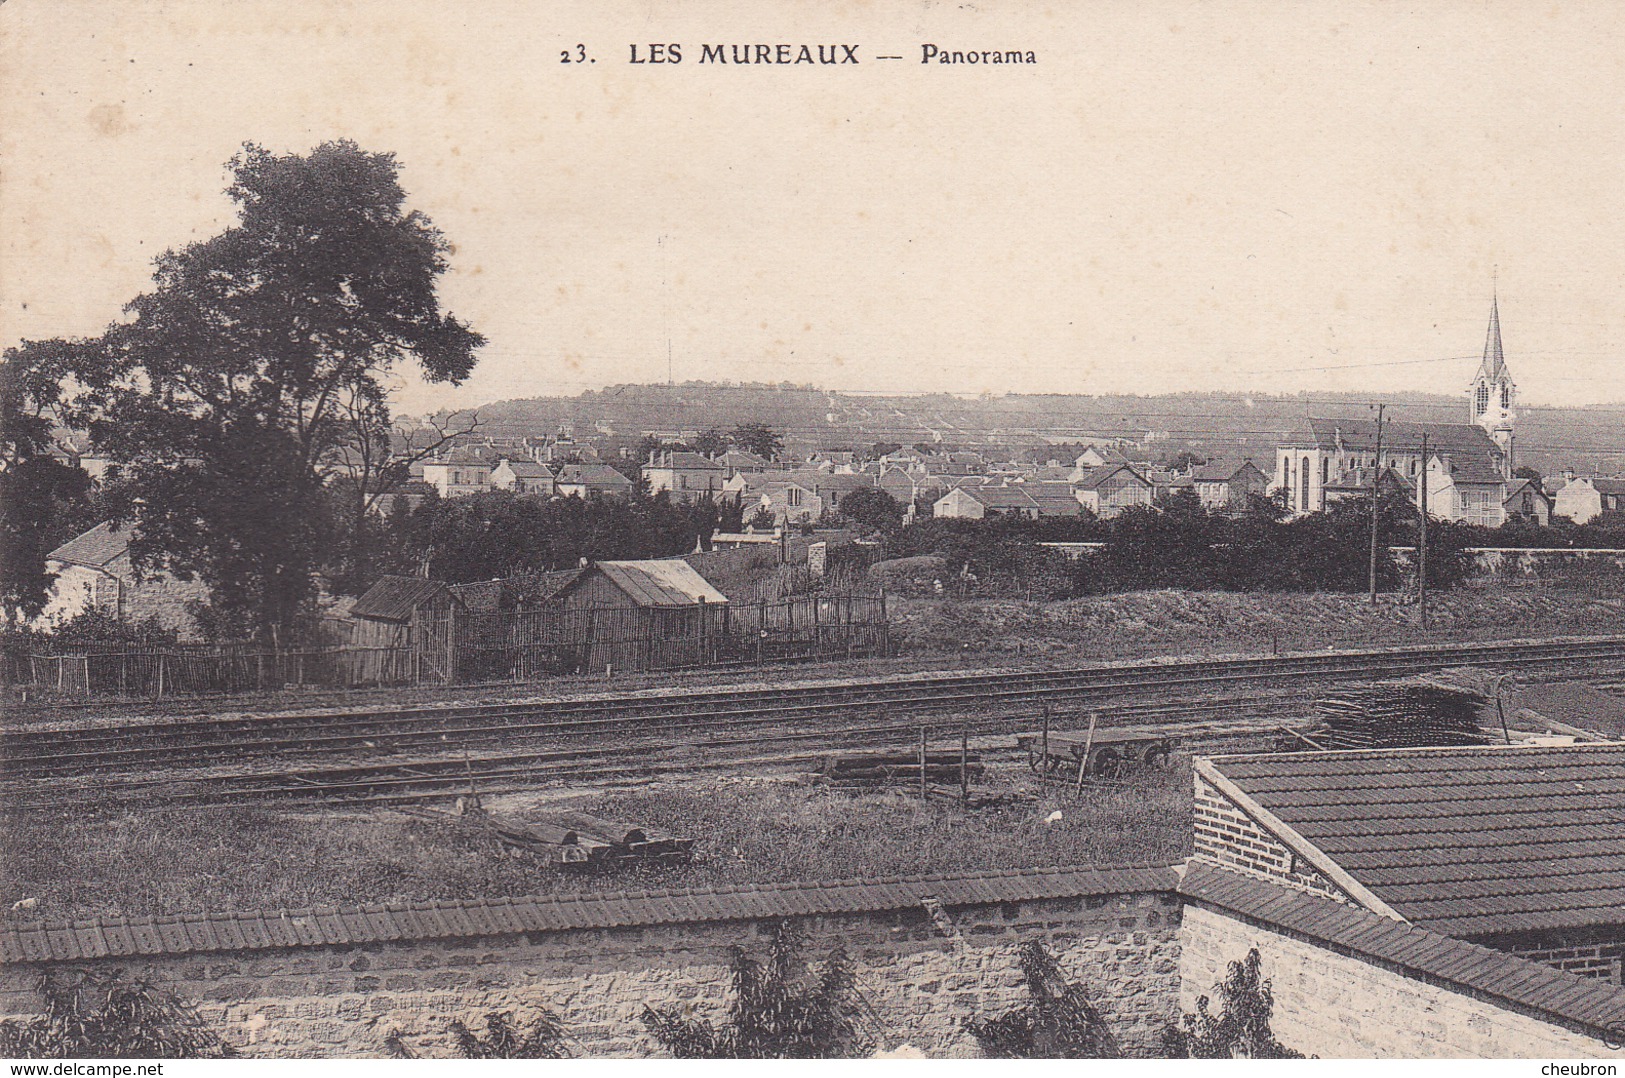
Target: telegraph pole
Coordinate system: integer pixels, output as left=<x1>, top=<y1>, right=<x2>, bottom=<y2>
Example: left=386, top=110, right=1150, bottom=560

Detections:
left=1417, top=431, right=1429, bottom=629
left=1368, top=403, right=1386, bottom=605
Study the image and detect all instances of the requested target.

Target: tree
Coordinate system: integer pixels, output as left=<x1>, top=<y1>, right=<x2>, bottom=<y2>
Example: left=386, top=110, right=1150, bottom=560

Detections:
left=1165, top=948, right=1302, bottom=1059
left=1166, top=450, right=1208, bottom=473
left=836, top=488, right=904, bottom=534
left=641, top=922, right=873, bottom=1058
left=0, top=969, right=234, bottom=1059
left=731, top=422, right=783, bottom=461
left=447, top=1010, right=570, bottom=1058
left=1513, top=464, right=1544, bottom=486
left=965, top=942, right=1120, bottom=1058
left=691, top=428, right=729, bottom=458
left=0, top=339, right=97, bottom=623
left=68, top=141, right=483, bottom=642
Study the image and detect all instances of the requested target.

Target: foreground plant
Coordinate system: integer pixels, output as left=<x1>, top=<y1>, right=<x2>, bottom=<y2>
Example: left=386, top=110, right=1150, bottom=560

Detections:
left=447, top=1009, right=571, bottom=1058
left=0, top=969, right=233, bottom=1059
left=965, top=941, right=1121, bottom=1057
left=642, top=921, right=873, bottom=1058
left=1165, top=947, right=1303, bottom=1058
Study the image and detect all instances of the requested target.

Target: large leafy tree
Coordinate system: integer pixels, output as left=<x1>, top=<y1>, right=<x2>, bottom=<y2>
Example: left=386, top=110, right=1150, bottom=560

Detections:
left=72, top=141, right=483, bottom=641
left=0, top=339, right=95, bottom=623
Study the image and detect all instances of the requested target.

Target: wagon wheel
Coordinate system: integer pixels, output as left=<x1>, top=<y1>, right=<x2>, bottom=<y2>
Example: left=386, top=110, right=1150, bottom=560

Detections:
left=1089, top=747, right=1125, bottom=779
left=1025, top=744, right=1041, bottom=772
left=1143, top=743, right=1173, bottom=771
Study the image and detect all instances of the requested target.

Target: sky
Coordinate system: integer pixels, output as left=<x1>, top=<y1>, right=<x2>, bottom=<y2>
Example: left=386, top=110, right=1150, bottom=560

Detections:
left=3, top=0, right=1624, bottom=416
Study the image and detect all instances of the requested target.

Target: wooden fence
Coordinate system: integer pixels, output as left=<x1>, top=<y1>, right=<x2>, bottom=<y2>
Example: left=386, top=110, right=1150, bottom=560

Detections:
left=18, top=593, right=891, bottom=698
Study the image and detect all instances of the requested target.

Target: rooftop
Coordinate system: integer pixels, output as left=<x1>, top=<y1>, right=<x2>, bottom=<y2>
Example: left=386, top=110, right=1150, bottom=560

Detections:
left=1181, top=860, right=1625, bottom=1037
left=47, top=521, right=128, bottom=569
left=349, top=576, right=458, bottom=622
left=1204, top=743, right=1625, bottom=938
left=585, top=559, right=729, bottom=607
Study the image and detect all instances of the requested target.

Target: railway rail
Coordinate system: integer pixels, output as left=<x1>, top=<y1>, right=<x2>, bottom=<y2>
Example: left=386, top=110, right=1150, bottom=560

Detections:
left=5, top=633, right=1624, bottom=810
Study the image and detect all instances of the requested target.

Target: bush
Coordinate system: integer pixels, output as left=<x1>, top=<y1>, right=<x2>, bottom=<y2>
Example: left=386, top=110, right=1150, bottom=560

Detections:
left=0, top=969, right=234, bottom=1059
left=1164, top=948, right=1302, bottom=1059
left=965, top=942, right=1120, bottom=1057
left=447, top=1010, right=570, bottom=1058
left=642, top=921, right=874, bottom=1058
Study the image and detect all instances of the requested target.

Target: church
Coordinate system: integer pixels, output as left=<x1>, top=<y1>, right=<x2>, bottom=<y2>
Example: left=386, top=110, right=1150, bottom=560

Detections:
left=1273, top=296, right=1521, bottom=527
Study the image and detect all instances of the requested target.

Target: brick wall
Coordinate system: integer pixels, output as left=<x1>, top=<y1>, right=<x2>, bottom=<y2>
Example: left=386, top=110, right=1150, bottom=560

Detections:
left=1191, top=775, right=1351, bottom=903
left=1483, top=929, right=1625, bottom=985
left=0, top=892, right=1182, bottom=1059
left=1181, top=903, right=1615, bottom=1058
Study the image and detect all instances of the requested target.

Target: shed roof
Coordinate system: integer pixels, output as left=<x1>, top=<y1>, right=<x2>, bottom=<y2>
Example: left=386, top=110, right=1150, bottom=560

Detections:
left=1180, top=861, right=1625, bottom=1036
left=587, top=559, right=729, bottom=606
left=1204, top=744, right=1625, bottom=938
left=349, top=575, right=459, bottom=622
left=47, top=521, right=128, bottom=569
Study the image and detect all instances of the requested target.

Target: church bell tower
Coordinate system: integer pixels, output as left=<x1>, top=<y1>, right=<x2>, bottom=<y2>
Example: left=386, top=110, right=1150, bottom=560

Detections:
left=1468, top=291, right=1516, bottom=478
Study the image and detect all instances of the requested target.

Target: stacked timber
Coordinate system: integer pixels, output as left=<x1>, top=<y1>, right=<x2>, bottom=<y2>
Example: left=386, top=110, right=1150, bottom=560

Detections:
left=486, top=811, right=694, bottom=868
left=821, top=751, right=984, bottom=787
left=1306, top=669, right=1492, bottom=750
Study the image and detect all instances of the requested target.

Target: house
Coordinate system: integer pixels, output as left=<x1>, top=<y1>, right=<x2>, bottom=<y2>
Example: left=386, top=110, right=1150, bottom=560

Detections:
left=1015, top=480, right=1087, bottom=517
left=1501, top=478, right=1552, bottom=525
left=347, top=575, right=464, bottom=682
left=1072, top=464, right=1153, bottom=518
left=1553, top=477, right=1625, bottom=525
left=1321, top=465, right=1415, bottom=511
left=1074, top=445, right=1131, bottom=470
left=932, top=485, right=1041, bottom=520
left=1422, top=451, right=1509, bottom=526
left=1193, top=743, right=1625, bottom=989
left=489, top=459, right=556, bottom=496
left=715, top=449, right=769, bottom=478
left=554, top=463, right=634, bottom=499
left=755, top=479, right=823, bottom=524
left=1189, top=459, right=1270, bottom=512
left=421, top=449, right=494, bottom=498
left=36, top=522, right=210, bottom=637
left=643, top=450, right=726, bottom=500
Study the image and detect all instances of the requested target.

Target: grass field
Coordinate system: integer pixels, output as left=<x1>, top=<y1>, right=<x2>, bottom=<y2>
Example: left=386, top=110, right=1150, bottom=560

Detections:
left=0, top=768, right=1191, bottom=922
left=893, top=587, right=1625, bottom=662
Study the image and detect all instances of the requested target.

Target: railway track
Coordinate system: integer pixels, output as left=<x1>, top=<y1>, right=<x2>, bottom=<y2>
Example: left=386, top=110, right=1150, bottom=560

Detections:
left=5, top=633, right=1624, bottom=810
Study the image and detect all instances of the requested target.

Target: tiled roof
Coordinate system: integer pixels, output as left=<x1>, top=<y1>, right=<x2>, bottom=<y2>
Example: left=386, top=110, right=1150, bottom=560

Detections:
left=556, top=464, right=632, bottom=488
left=588, top=559, right=729, bottom=606
left=0, top=865, right=1178, bottom=965
left=651, top=451, right=724, bottom=471
left=1180, top=861, right=1625, bottom=1037
left=1206, top=744, right=1625, bottom=937
left=1587, top=478, right=1625, bottom=496
left=1290, top=418, right=1500, bottom=459
left=1191, top=459, right=1263, bottom=483
left=47, top=522, right=128, bottom=569
left=496, top=460, right=553, bottom=479
left=962, top=486, right=1040, bottom=510
left=1074, top=464, right=1149, bottom=491
left=349, top=576, right=457, bottom=622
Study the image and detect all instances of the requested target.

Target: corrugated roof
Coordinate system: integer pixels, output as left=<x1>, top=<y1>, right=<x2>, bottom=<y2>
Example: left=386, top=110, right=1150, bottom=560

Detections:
left=589, top=559, right=729, bottom=606
left=47, top=522, right=128, bottom=569
left=349, top=576, right=457, bottom=622
left=1180, top=861, right=1625, bottom=1037
left=1206, top=744, right=1625, bottom=937
left=0, top=864, right=1178, bottom=965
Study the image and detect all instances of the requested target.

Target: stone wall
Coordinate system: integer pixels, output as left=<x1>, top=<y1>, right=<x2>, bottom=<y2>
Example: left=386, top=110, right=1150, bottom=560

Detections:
left=1181, top=903, right=1615, bottom=1058
left=0, top=892, right=1182, bottom=1059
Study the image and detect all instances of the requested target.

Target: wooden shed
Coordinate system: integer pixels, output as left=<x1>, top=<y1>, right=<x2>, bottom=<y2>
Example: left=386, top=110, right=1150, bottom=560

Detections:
left=550, top=560, right=730, bottom=673
left=347, top=575, right=464, bottom=683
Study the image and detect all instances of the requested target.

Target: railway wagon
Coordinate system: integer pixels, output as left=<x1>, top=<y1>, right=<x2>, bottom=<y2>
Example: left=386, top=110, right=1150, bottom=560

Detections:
left=1017, top=725, right=1180, bottom=781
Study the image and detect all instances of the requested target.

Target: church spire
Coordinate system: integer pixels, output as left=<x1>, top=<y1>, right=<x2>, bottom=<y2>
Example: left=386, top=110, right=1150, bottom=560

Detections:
left=1478, top=290, right=1507, bottom=382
